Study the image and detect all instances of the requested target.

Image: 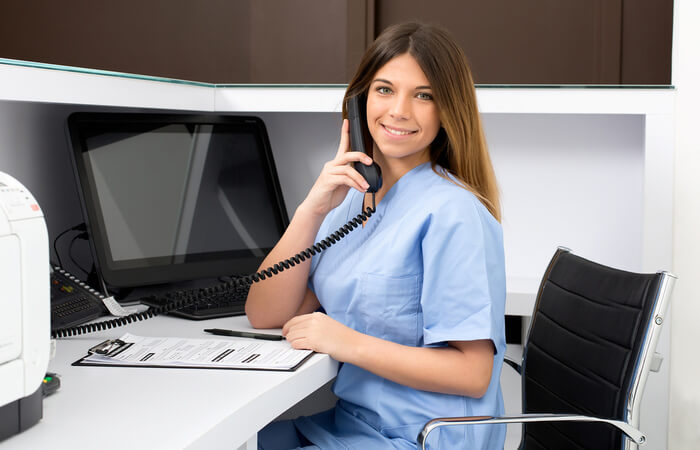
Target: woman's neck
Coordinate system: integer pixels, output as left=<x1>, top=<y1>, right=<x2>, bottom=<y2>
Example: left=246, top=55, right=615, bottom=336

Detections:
left=369, top=149, right=430, bottom=206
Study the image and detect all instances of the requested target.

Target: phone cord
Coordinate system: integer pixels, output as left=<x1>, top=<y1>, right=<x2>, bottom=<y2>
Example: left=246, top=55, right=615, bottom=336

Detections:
left=51, top=196, right=377, bottom=338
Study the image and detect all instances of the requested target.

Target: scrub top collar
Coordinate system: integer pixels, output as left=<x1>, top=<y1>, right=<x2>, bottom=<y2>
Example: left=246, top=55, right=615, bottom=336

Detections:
left=356, top=161, right=432, bottom=224
left=339, top=161, right=433, bottom=255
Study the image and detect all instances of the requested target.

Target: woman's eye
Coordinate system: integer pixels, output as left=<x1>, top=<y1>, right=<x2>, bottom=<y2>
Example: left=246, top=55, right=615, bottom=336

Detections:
left=377, top=86, right=392, bottom=95
left=417, top=92, right=433, bottom=101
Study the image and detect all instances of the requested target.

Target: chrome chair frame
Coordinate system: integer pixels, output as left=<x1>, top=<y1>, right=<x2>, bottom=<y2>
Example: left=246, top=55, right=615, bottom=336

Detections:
left=418, top=247, right=676, bottom=450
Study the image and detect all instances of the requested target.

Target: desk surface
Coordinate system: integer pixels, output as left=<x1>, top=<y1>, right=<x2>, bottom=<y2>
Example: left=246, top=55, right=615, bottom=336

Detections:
left=4, top=315, right=338, bottom=450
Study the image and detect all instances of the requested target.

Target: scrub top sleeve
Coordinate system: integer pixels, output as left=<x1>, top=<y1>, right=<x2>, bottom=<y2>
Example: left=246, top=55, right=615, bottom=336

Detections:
left=420, top=197, right=497, bottom=347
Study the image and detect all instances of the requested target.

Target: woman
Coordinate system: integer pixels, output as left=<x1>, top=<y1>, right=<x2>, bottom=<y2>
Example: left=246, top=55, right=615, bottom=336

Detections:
left=247, top=22, right=506, bottom=449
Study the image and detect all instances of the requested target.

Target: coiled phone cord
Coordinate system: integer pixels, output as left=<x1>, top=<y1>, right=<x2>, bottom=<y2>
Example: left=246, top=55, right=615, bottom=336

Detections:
left=51, top=197, right=376, bottom=339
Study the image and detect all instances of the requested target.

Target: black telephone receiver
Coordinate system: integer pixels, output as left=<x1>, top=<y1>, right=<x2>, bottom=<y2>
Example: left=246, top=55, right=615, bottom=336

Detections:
left=346, top=95, right=382, bottom=193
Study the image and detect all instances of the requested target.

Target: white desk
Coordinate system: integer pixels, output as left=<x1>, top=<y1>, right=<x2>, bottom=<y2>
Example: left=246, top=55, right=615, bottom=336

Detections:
left=4, top=315, right=338, bottom=450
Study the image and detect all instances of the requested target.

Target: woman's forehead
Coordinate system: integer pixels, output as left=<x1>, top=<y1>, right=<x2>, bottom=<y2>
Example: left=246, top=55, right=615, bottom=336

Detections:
left=372, top=53, right=431, bottom=88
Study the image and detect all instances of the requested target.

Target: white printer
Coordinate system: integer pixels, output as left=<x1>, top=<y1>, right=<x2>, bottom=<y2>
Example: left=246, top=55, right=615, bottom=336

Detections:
left=0, top=171, right=50, bottom=440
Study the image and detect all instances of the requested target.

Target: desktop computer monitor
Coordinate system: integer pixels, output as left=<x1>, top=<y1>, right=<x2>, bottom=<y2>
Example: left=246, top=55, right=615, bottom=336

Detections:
left=66, top=112, right=289, bottom=291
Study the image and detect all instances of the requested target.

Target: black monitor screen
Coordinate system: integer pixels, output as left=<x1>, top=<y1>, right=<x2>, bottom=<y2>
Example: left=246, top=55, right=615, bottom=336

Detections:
left=67, top=113, right=288, bottom=288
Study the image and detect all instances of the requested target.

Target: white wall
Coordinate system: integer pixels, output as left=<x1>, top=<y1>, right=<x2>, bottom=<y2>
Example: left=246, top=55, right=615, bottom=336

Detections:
left=669, top=0, right=700, bottom=448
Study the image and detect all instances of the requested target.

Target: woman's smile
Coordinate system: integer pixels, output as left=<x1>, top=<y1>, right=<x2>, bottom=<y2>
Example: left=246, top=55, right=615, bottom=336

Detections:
left=381, top=123, right=418, bottom=137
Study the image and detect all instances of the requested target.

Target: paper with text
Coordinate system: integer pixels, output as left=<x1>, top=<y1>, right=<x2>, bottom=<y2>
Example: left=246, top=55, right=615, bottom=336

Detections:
left=80, top=333, right=312, bottom=371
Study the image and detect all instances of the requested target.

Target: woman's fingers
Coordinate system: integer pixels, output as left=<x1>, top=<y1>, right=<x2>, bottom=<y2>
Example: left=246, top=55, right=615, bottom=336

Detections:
left=335, top=120, right=373, bottom=165
left=283, top=314, right=320, bottom=351
left=329, top=119, right=374, bottom=190
left=326, top=165, right=370, bottom=192
left=299, top=121, right=377, bottom=216
left=281, top=316, right=299, bottom=336
left=331, top=151, right=374, bottom=189
left=317, top=150, right=373, bottom=194
left=338, top=174, right=367, bottom=194
left=337, top=150, right=373, bottom=167
left=335, top=119, right=350, bottom=157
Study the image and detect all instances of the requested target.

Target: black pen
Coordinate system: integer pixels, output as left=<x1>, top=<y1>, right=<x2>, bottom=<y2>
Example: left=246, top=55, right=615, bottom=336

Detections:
left=204, top=328, right=284, bottom=341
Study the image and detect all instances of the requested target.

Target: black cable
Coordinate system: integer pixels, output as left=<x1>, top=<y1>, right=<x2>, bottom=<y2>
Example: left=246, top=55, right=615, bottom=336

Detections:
left=52, top=223, right=86, bottom=269
left=68, top=233, right=91, bottom=276
left=51, top=198, right=377, bottom=339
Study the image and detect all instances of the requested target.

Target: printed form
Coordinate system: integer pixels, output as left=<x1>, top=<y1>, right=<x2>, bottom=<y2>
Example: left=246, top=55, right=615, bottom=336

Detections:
left=77, top=332, right=313, bottom=371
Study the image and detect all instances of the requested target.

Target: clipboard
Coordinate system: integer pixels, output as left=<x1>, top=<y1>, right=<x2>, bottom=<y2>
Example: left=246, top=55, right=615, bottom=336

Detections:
left=72, top=333, right=314, bottom=372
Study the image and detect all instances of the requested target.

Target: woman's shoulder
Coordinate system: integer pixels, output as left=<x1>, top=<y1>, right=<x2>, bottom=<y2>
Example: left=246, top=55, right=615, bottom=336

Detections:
left=416, top=165, right=496, bottom=223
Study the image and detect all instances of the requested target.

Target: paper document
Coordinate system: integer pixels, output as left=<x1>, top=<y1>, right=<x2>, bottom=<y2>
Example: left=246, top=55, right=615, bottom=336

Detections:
left=75, top=333, right=313, bottom=371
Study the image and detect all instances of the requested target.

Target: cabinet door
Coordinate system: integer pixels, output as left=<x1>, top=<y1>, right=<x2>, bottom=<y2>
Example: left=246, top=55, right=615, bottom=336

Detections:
left=0, top=0, right=672, bottom=85
left=375, top=0, right=671, bottom=85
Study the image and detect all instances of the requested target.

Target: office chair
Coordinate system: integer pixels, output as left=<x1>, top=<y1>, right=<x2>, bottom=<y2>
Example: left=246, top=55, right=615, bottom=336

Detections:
left=418, top=247, right=676, bottom=450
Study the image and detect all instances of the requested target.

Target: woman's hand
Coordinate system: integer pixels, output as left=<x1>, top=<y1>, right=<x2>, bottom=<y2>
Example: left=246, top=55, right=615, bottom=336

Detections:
left=282, top=311, right=358, bottom=361
left=299, top=119, right=374, bottom=218
left=282, top=311, right=494, bottom=397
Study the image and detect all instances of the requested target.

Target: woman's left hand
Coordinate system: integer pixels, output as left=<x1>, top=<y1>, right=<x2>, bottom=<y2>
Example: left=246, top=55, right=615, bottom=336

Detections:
left=282, top=312, right=357, bottom=361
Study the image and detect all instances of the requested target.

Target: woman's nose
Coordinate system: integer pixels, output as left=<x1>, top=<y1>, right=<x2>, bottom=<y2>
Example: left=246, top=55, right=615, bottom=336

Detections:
left=389, top=94, right=411, bottom=120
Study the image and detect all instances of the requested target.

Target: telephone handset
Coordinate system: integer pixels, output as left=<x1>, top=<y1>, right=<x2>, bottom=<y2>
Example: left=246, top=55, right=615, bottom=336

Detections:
left=346, top=95, right=382, bottom=193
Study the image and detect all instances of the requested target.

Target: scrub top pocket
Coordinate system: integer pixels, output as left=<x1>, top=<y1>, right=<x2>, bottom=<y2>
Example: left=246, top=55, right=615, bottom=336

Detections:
left=360, top=272, right=422, bottom=346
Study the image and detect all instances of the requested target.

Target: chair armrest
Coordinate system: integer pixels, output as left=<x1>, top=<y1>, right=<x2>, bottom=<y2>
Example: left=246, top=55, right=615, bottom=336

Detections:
left=503, top=356, right=521, bottom=374
left=417, top=413, right=646, bottom=450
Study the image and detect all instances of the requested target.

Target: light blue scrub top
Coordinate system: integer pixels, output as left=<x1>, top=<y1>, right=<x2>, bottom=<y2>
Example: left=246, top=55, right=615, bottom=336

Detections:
left=295, top=162, right=506, bottom=450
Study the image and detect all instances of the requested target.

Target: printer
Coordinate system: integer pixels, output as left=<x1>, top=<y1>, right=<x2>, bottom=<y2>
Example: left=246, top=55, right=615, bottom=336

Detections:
left=0, top=171, right=50, bottom=441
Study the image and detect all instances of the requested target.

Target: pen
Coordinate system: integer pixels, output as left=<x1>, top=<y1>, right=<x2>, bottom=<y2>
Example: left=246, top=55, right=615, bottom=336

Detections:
left=204, top=328, right=285, bottom=341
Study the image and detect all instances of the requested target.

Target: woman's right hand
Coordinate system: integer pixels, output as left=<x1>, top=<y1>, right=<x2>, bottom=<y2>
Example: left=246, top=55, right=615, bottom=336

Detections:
left=299, top=119, right=374, bottom=218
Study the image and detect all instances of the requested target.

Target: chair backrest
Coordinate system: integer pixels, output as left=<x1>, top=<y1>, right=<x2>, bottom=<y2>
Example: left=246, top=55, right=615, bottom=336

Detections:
left=520, top=248, right=675, bottom=450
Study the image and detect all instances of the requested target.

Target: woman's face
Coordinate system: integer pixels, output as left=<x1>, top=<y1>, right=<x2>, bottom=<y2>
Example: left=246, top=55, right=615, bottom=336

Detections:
left=365, top=53, right=441, bottom=168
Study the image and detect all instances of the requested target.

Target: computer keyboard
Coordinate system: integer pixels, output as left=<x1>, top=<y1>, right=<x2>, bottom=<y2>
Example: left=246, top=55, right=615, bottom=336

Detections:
left=141, top=280, right=251, bottom=320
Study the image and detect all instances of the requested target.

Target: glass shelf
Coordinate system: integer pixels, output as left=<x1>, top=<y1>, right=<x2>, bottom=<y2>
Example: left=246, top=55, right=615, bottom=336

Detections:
left=0, top=57, right=674, bottom=90
left=0, top=57, right=213, bottom=87
left=476, top=84, right=674, bottom=89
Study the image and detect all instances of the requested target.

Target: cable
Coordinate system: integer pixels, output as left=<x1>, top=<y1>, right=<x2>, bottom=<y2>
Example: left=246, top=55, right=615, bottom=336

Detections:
left=51, top=197, right=376, bottom=339
left=68, top=232, right=91, bottom=276
left=52, top=223, right=86, bottom=269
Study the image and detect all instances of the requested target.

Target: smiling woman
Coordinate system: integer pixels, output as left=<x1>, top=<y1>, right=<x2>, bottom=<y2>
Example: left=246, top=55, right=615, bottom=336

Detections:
left=364, top=53, right=442, bottom=188
left=344, top=22, right=501, bottom=222
left=248, top=22, right=507, bottom=450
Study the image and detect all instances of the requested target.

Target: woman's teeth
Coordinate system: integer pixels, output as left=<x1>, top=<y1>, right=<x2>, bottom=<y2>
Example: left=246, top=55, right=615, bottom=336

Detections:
left=384, top=125, right=414, bottom=136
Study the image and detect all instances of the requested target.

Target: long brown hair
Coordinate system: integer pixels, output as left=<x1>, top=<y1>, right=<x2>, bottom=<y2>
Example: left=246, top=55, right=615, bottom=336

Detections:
left=343, top=22, right=501, bottom=222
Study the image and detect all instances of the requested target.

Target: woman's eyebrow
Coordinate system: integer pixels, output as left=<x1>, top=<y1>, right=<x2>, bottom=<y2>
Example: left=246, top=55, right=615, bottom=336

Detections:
left=372, top=78, right=432, bottom=90
left=372, top=78, right=393, bottom=85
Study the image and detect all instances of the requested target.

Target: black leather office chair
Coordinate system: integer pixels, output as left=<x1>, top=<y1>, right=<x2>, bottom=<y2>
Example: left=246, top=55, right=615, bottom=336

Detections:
left=418, top=247, right=676, bottom=450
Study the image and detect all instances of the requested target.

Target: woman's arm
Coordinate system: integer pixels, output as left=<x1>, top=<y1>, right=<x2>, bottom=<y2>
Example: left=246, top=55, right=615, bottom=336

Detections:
left=245, top=120, right=374, bottom=328
left=244, top=208, right=325, bottom=328
left=282, top=312, right=494, bottom=397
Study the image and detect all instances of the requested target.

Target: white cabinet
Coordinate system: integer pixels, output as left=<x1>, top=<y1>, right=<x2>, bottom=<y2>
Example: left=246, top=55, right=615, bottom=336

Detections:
left=0, top=59, right=675, bottom=315
left=0, top=58, right=675, bottom=317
